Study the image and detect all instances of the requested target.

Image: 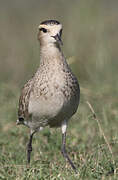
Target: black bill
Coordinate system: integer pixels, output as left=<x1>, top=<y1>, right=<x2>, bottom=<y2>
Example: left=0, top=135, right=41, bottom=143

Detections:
left=52, top=34, right=63, bottom=45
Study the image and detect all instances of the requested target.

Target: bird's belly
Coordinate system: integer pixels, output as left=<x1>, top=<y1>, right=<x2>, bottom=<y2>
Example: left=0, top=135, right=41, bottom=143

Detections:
left=28, top=81, right=79, bottom=129
left=28, top=92, right=64, bottom=122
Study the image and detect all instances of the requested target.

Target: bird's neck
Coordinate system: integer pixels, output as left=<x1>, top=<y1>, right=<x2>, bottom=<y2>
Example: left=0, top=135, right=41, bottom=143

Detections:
left=39, top=44, right=65, bottom=67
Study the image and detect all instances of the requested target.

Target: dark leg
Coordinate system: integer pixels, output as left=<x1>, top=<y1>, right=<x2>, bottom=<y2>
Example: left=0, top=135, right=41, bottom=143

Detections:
left=61, top=120, right=77, bottom=173
left=27, top=132, right=35, bottom=164
left=61, top=132, right=77, bottom=172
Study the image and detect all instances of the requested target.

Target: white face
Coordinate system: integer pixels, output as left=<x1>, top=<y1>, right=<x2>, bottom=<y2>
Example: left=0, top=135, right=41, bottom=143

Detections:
left=38, top=24, right=63, bottom=45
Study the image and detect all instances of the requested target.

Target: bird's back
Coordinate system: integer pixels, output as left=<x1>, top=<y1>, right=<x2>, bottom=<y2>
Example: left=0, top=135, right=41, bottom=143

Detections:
left=17, top=78, right=33, bottom=125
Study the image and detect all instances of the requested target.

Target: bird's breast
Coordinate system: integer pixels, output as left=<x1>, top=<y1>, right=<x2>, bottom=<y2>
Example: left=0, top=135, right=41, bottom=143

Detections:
left=28, top=67, right=80, bottom=126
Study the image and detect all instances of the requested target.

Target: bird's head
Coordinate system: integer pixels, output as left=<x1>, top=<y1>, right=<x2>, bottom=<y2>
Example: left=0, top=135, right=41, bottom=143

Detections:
left=38, top=20, right=63, bottom=46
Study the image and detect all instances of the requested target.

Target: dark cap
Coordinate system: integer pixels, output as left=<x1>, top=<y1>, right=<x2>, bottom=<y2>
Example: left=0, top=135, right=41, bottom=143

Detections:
left=40, top=20, right=60, bottom=25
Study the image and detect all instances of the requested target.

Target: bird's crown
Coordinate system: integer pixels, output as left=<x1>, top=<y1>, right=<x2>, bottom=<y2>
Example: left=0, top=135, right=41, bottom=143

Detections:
left=40, top=20, right=60, bottom=25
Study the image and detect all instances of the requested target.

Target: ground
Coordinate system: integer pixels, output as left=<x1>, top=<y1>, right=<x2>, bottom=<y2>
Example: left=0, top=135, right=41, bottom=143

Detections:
left=0, top=76, right=118, bottom=179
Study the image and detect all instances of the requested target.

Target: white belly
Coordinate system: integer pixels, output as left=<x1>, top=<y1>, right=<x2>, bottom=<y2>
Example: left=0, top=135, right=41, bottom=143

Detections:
left=28, top=92, right=64, bottom=120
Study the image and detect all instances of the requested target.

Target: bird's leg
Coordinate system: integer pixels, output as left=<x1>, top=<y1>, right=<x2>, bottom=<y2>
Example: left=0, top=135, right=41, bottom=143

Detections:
left=27, top=131, right=35, bottom=164
left=61, top=120, right=77, bottom=172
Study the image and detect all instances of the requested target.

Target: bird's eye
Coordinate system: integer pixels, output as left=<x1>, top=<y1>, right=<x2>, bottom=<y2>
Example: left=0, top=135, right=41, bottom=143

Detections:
left=59, top=29, right=62, bottom=36
left=39, top=28, right=47, bottom=33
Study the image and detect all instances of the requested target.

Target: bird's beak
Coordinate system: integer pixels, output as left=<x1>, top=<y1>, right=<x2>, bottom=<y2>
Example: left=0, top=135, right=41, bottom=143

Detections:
left=52, top=34, right=63, bottom=45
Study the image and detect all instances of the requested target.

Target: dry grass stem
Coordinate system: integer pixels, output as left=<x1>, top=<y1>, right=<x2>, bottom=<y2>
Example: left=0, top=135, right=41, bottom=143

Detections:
left=86, top=101, right=115, bottom=166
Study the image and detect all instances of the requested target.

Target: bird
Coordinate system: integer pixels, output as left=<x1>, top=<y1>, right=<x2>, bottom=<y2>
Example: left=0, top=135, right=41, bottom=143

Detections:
left=17, top=20, right=80, bottom=172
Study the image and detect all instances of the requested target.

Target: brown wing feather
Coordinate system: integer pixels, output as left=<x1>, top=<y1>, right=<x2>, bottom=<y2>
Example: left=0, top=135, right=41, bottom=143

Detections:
left=18, top=79, right=33, bottom=120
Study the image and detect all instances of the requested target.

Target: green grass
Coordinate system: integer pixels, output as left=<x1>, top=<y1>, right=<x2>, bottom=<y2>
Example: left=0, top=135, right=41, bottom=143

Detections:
left=0, top=77, right=118, bottom=179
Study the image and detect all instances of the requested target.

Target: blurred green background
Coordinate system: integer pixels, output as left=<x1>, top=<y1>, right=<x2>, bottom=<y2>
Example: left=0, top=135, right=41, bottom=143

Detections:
left=0, top=0, right=118, bottom=179
left=1, top=0, right=118, bottom=86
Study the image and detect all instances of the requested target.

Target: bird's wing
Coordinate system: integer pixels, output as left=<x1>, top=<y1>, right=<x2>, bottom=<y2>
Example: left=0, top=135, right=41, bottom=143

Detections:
left=18, top=78, right=33, bottom=121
